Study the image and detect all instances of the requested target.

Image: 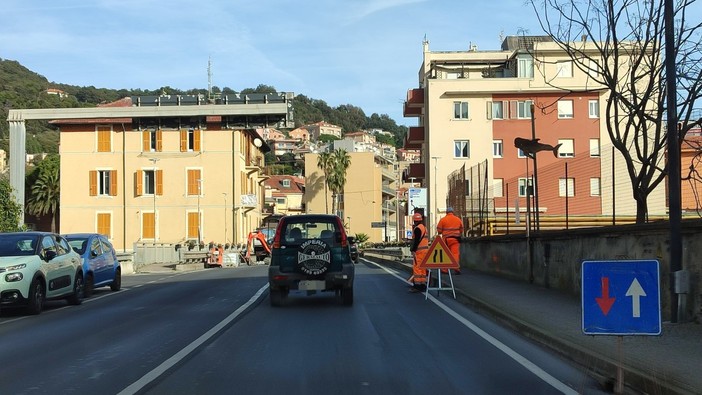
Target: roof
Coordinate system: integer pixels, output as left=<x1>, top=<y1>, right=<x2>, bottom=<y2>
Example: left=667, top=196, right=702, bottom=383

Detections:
left=50, top=97, right=133, bottom=124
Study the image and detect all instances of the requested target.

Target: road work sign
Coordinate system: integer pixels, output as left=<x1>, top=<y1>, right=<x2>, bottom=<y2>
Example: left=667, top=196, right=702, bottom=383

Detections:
left=581, top=260, right=661, bottom=335
left=418, top=237, right=459, bottom=270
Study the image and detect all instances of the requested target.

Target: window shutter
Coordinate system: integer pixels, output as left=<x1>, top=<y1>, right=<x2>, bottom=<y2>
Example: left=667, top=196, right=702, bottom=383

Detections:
left=109, top=170, right=118, bottom=196
left=180, top=129, right=188, bottom=152
left=142, top=131, right=150, bottom=151
left=156, top=129, right=163, bottom=152
left=486, top=101, right=493, bottom=120
left=194, top=129, right=201, bottom=151
left=156, top=170, right=163, bottom=195
left=89, top=170, right=97, bottom=196
left=510, top=100, right=517, bottom=119
left=97, top=213, right=111, bottom=238
left=135, top=170, right=143, bottom=196
left=503, top=101, right=509, bottom=119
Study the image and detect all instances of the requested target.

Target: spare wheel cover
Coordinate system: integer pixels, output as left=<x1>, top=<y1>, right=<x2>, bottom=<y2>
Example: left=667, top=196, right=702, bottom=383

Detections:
left=297, top=239, right=332, bottom=275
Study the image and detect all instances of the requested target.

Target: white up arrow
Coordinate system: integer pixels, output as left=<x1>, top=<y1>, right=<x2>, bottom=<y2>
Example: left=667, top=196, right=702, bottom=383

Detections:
left=626, top=278, right=647, bottom=318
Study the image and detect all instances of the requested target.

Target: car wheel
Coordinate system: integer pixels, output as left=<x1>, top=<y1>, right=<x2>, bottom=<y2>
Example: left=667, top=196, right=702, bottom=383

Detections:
left=341, top=286, right=353, bottom=306
left=26, top=278, right=45, bottom=315
left=67, top=272, right=83, bottom=305
left=83, top=274, right=94, bottom=298
left=110, top=268, right=122, bottom=291
left=270, top=288, right=286, bottom=307
left=297, top=240, right=331, bottom=276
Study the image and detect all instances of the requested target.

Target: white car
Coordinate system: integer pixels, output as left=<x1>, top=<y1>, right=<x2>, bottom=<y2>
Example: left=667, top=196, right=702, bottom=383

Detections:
left=0, top=232, right=84, bottom=315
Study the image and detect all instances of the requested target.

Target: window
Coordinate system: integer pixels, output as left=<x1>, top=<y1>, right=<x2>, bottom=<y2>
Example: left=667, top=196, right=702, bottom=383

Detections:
left=145, top=170, right=157, bottom=195
left=446, top=71, right=462, bottom=79
left=589, top=100, right=599, bottom=118
left=556, top=61, right=573, bottom=77
left=276, top=198, right=286, bottom=205
left=143, top=129, right=163, bottom=152
left=487, top=101, right=506, bottom=119
left=558, top=139, right=574, bottom=158
left=517, top=148, right=527, bottom=158
left=97, top=213, right=111, bottom=239
left=135, top=169, right=163, bottom=196
left=517, top=100, right=533, bottom=119
left=187, top=169, right=202, bottom=196
left=559, top=178, right=575, bottom=197
left=493, top=179, right=504, bottom=198
left=454, top=140, right=470, bottom=158
left=518, top=177, right=533, bottom=197
left=518, top=56, right=534, bottom=78
left=590, top=139, right=600, bottom=157
left=557, top=100, right=574, bottom=119
left=282, top=179, right=291, bottom=188
left=465, top=179, right=472, bottom=196
left=453, top=101, right=469, bottom=119
left=590, top=178, right=601, bottom=196
left=180, top=128, right=201, bottom=152
left=97, top=126, right=111, bottom=152
left=493, top=140, right=503, bottom=158
left=89, top=170, right=117, bottom=196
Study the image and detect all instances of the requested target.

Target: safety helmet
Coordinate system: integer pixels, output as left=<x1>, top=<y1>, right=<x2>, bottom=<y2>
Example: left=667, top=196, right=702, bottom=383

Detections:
left=412, top=212, right=423, bottom=222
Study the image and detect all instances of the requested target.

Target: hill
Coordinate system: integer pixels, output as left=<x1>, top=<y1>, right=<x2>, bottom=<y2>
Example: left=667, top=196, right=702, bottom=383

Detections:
left=0, top=59, right=408, bottom=155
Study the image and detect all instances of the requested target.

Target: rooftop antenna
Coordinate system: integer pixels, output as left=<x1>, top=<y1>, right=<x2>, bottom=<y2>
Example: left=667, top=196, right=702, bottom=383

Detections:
left=207, top=56, right=213, bottom=102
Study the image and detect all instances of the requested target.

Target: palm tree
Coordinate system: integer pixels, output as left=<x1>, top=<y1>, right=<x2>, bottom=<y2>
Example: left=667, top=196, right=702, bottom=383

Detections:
left=328, top=148, right=351, bottom=216
left=316, top=151, right=333, bottom=214
left=26, top=160, right=60, bottom=232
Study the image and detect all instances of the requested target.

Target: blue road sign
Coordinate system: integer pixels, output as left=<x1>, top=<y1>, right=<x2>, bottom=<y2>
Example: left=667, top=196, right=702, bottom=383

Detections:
left=582, top=260, right=661, bottom=335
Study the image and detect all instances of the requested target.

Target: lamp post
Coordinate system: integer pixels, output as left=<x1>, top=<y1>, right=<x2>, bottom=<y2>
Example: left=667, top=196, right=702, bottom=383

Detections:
left=197, top=178, right=202, bottom=247
left=223, top=193, right=227, bottom=244
left=431, top=156, right=441, bottom=235
left=149, top=158, right=159, bottom=241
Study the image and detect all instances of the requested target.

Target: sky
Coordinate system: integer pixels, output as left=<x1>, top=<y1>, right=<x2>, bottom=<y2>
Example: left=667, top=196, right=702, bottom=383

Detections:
left=1, top=0, right=545, bottom=127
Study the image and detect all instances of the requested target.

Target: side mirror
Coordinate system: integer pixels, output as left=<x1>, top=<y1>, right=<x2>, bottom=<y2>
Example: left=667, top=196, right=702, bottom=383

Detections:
left=90, top=250, right=99, bottom=258
left=44, top=250, right=57, bottom=261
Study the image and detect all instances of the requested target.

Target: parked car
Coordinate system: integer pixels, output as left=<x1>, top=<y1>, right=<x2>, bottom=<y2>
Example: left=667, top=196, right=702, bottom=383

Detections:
left=64, top=233, right=121, bottom=297
left=268, top=214, right=355, bottom=306
left=0, top=232, right=84, bottom=314
left=348, top=236, right=359, bottom=263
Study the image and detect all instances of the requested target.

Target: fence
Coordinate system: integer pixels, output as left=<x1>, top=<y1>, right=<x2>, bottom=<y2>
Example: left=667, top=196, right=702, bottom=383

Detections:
left=445, top=140, right=694, bottom=236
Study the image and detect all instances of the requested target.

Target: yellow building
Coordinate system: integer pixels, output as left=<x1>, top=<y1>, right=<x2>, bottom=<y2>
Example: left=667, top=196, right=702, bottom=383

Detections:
left=48, top=94, right=291, bottom=252
left=304, top=151, right=398, bottom=243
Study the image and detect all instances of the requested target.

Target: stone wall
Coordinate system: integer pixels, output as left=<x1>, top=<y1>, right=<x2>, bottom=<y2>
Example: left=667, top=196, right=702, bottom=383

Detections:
left=460, top=220, right=702, bottom=323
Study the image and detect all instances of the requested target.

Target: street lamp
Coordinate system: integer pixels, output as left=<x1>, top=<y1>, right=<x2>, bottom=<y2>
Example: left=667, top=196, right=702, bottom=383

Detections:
left=223, top=193, right=227, bottom=244
left=197, top=179, right=202, bottom=246
left=149, top=158, right=159, bottom=241
left=431, top=156, right=441, bottom=236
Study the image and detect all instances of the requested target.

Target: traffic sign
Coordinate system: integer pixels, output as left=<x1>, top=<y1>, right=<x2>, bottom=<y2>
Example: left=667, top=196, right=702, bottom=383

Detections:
left=581, top=260, right=661, bottom=335
left=418, top=237, right=459, bottom=269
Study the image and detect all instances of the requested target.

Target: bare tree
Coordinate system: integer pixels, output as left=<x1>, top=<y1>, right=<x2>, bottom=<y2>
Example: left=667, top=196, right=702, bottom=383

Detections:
left=528, top=0, right=702, bottom=223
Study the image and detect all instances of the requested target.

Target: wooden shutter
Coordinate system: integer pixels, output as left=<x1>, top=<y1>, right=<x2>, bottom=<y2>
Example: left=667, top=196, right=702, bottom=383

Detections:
left=97, top=128, right=111, bottom=152
left=509, top=100, right=517, bottom=119
left=156, top=129, right=163, bottom=152
left=156, top=170, right=163, bottom=195
left=143, top=213, right=155, bottom=239
left=142, top=131, right=150, bottom=151
left=89, top=170, right=98, bottom=196
left=97, top=213, right=111, bottom=238
left=193, top=129, right=201, bottom=151
left=135, top=170, right=143, bottom=196
left=180, top=129, right=188, bottom=152
left=486, top=101, right=493, bottom=120
left=109, top=170, right=118, bottom=196
left=187, top=212, right=200, bottom=239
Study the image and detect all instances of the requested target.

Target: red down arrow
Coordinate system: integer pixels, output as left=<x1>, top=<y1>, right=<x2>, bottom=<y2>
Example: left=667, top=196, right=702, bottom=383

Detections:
left=596, top=277, right=616, bottom=315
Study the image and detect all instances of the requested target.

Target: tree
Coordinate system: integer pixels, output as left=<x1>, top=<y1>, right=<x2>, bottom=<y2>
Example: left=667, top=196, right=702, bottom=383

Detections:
left=0, top=177, right=23, bottom=232
left=529, top=0, right=702, bottom=223
left=26, top=155, right=60, bottom=232
left=317, top=152, right=333, bottom=214
left=328, top=148, right=352, bottom=216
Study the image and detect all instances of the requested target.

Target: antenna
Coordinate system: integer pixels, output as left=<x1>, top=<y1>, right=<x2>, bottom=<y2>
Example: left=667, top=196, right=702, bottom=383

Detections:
left=207, top=56, right=212, bottom=102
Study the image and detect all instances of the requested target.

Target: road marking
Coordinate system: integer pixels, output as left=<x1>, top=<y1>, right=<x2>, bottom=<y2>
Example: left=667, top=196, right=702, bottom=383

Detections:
left=369, top=260, right=578, bottom=395
left=116, top=283, right=269, bottom=395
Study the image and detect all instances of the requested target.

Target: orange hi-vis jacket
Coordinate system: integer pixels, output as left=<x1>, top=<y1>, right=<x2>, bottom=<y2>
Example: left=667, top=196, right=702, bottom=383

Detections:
left=437, top=212, right=463, bottom=239
left=411, top=223, right=429, bottom=284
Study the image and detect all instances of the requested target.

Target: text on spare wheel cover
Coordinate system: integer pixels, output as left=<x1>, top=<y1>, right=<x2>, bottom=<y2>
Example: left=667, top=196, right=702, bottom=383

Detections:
left=298, top=239, right=331, bottom=275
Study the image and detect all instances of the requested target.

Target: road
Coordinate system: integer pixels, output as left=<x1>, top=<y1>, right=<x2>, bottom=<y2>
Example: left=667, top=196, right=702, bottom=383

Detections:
left=0, top=259, right=607, bottom=395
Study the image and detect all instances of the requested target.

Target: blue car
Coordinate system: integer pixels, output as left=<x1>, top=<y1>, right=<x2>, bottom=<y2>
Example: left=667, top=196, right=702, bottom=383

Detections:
left=63, top=233, right=121, bottom=297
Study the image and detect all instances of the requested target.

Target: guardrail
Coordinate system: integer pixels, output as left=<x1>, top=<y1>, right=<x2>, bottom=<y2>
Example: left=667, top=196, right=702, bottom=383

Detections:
left=181, top=251, right=210, bottom=265
left=362, top=247, right=412, bottom=263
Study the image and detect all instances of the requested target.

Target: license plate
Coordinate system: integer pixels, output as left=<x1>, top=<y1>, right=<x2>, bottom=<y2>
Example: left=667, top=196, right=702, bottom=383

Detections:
left=298, top=280, right=325, bottom=291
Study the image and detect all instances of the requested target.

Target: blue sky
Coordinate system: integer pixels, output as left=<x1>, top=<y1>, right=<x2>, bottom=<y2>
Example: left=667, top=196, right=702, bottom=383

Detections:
left=1, top=0, right=543, bottom=126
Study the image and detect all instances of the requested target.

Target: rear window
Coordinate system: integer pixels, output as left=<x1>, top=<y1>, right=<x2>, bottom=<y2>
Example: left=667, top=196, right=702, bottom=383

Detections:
left=281, top=218, right=340, bottom=246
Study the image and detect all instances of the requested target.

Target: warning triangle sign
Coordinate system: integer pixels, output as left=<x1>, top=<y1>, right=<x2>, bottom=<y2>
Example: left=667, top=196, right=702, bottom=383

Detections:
left=418, top=237, right=459, bottom=269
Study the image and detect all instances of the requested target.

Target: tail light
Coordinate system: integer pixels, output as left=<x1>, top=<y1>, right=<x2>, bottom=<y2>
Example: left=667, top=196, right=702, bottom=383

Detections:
left=272, top=221, right=284, bottom=248
left=336, top=217, right=348, bottom=248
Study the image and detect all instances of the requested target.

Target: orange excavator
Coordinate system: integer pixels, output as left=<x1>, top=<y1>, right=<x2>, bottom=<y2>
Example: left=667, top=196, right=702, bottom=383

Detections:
left=245, top=228, right=272, bottom=264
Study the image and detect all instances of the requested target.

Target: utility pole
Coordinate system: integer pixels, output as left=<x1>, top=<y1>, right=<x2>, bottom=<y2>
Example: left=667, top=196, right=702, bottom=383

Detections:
left=223, top=193, right=227, bottom=244
left=149, top=158, right=159, bottom=241
left=431, top=156, right=441, bottom=236
left=197, top=178, right=202, bottom=247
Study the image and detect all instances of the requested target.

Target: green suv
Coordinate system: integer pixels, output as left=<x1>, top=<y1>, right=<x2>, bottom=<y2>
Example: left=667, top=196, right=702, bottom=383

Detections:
left=268, top=214, right=355, bottom=306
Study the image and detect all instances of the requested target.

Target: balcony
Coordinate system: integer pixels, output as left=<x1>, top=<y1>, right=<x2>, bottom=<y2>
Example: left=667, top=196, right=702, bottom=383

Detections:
left=403, top=88, right=424, bottom=117
left=403, top=126, right=424, bottom=150
left=403, top=163, right=425, bottom=182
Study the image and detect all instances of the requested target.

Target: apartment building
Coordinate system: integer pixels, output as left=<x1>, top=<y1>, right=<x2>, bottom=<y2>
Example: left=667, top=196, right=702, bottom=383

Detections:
left=306, top=121, right=342, bottom=140
left=304, top=151, right=398, bottom=243
left=53, top=94, right=292, bottom=251
left=264, top=175, right=305, bottom=216
left=403, top=36, right=666, bottom=234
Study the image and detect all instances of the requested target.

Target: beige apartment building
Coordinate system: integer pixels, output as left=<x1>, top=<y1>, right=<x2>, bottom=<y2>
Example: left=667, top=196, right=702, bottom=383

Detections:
left=403, top=36, right=666, bottom=235
left=304, top=151, right=398, bottom=242
left=51, top=94, right=292, bottom=252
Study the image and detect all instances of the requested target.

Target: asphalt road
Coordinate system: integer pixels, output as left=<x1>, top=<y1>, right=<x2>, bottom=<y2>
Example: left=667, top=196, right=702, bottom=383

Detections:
left=0, top=259, right=608, bottom=395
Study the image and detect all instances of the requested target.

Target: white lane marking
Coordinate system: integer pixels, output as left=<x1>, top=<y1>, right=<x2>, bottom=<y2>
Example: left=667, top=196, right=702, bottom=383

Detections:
left=368, top=260, right=578, bottom=395
left=117, top=283, right=269, bottom=395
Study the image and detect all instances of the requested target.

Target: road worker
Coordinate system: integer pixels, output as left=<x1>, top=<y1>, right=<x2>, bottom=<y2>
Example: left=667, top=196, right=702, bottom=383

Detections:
left=436, top=207, right=463, bottom=274
left=408, top=212, right=429, bottom=293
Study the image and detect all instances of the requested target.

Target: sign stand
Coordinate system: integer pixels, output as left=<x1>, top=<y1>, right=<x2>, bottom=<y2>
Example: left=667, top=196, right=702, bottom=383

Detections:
left=418, top=237, right=460, bottom=300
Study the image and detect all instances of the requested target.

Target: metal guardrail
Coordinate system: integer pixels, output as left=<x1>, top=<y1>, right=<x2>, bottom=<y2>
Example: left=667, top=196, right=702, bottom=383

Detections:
left=362, top=247, right=412, bottom=262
